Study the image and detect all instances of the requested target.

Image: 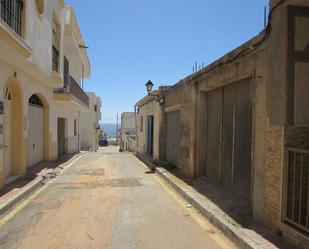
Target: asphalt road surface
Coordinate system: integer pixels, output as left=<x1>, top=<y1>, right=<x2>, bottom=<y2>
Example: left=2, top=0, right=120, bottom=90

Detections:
left=0, top=147, right=237, bottom=249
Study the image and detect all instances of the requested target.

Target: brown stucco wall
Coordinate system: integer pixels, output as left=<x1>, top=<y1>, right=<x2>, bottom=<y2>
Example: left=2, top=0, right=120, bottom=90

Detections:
left=164, top=83, right=194, bottom=176
left=134, top=1, right=309, bottom=246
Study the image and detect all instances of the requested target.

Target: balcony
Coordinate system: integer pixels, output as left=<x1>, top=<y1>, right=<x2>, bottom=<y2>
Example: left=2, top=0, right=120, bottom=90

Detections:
left=54, top=75, right=89, bottom=108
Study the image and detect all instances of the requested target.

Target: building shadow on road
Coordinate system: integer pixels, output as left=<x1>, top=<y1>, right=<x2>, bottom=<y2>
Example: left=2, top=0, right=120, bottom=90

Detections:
left=0, top=153, right=78, bottom=205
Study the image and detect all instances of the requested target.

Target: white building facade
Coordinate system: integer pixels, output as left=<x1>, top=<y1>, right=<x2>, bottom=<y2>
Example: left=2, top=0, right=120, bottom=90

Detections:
left=120, top=112, right=136, bottom=152
left=0, top=0, right=93, bottom=189
left=80, top=92, right=101, bottom=151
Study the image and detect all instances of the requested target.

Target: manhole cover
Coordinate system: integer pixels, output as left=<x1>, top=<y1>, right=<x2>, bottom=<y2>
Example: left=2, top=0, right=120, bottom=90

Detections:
left=74, top=168, right=105, bottom=176
left=26, top=199, right=63, bottom=209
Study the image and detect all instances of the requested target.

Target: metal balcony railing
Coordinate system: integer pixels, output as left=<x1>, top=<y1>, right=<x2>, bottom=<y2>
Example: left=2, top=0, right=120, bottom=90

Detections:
left=285, top=148, right=309, bottom=235
left=54, top=75, right=89, bottom=107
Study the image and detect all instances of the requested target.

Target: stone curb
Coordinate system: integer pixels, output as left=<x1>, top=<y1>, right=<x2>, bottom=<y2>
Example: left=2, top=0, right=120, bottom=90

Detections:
left=155, top=167, right=266, bottom=249
left=0, top=152, right=87, bottom=217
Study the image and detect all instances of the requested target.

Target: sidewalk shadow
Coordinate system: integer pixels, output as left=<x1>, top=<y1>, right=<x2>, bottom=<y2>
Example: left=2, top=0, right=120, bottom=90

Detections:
left=168, top=168, right=299, bottom=249
left=26, top=153, right=78, bottom=180
left=0, top=153, right=78, bottom=202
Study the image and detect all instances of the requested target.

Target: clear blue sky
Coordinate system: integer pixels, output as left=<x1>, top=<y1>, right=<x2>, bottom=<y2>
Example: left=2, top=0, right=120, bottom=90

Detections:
left=67, top=0, right=269, bottom=123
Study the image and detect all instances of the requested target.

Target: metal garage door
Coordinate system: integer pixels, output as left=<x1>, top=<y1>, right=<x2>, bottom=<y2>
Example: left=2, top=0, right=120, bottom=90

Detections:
left=205, top=88, right=222, bottom=181
left=205, top=78, right=252, bottom=200
left=27, top=105, right=44, bottom=167
left=166, top=111, right=181, bottom=168
left=222, top=79, right=252, bottom=200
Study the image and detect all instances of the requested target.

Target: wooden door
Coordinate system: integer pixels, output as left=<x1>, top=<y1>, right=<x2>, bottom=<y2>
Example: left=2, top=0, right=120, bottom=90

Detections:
left=57, top=118, right=65, bottom=157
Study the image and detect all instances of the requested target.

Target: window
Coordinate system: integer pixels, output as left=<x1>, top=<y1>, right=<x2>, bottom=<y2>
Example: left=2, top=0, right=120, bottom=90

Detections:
left=0, top=0, right=23, bottom=36
left=94, top=105, right=97, bottom=112
left=285, top=149, right=309, bottom=234
left=74, top=119, right=77, bottom=136
left=52, top=20, right=60, bottom=72
left=287, top=7, right=309, bottom=126
left=63, top=56, right=69, bottom=88
left=140, top=116, right=143, bottom=132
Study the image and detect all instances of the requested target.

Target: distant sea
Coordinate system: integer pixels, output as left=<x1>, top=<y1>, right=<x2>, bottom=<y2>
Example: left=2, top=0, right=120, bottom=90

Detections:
left=101, top=123, right=118, bottom=138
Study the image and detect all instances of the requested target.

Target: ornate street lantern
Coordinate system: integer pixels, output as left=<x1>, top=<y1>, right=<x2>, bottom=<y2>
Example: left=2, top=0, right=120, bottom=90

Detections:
left=145, top=80, right=154, bottom=95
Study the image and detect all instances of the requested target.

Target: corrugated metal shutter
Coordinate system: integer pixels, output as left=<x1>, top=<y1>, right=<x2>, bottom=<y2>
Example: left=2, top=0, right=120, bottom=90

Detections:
left=205, top=78, right=252, bottom=200
left=222, top=79, right=252, bottom=200
left=233, top=79, right=252, bottom=199
left=206, top=88, right=222, bottom=181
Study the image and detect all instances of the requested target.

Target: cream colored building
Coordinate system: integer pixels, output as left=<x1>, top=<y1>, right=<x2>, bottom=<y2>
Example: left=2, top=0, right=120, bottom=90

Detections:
left=135, top=91, right=163, bottom=161
left=80, top=92, right=101, bottom=151
left=120, top=112, right=136, bottom=152
left=0, top=0, right=92, bottom=189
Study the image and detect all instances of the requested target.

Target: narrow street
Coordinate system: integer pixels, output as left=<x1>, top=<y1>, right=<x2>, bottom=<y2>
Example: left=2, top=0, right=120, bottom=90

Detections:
left=0, top=147, right=236, bottom=249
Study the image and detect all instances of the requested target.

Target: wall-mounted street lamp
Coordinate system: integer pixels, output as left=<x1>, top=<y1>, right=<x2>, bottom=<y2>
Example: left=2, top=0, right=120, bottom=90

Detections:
left=144, top=80, right=165, bottom=105
left=145, top=80, right=154, bottom=95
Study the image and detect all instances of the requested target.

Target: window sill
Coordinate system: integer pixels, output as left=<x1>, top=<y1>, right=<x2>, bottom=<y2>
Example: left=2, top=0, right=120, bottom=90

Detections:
left=0, top=18, right=32, bottom=57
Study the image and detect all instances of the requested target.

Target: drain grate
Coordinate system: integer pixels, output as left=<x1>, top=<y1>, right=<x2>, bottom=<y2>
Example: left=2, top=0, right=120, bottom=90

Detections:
left=26, top=199, right=63, bottom=209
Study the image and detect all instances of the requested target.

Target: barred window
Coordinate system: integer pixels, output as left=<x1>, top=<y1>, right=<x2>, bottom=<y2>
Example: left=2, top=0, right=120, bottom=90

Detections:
left=0, top=0, right=23, bottom=36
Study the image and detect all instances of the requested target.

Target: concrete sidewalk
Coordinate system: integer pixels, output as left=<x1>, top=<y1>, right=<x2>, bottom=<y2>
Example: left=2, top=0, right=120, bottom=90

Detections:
left=0, top=152, right=86, bottom=217
left=137, top=155, right=299, bottom=249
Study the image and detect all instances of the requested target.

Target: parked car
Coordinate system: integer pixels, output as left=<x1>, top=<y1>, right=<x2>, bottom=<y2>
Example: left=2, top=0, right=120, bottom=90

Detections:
left=99, top=139, right=108, bottom=147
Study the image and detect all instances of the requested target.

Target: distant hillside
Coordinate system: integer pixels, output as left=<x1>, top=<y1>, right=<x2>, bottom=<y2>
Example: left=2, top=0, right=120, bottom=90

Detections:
left=101, top=123, right=118, bottom=138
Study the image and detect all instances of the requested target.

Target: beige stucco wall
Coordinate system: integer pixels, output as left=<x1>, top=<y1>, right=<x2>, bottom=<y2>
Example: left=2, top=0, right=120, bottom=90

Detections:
left=80, top=92, right=101, bottom=151
left=26, top=0, right=66, bottom=78
left=164, top=83, right=194, bottom=176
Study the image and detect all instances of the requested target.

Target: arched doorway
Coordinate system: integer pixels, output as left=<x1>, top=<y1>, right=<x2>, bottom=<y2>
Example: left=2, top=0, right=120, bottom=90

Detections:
left=27, top=94, right=44, bottom=167
left=4, top=88, right=13, bottom=178
left=3, top=80, right=23, bottom=180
